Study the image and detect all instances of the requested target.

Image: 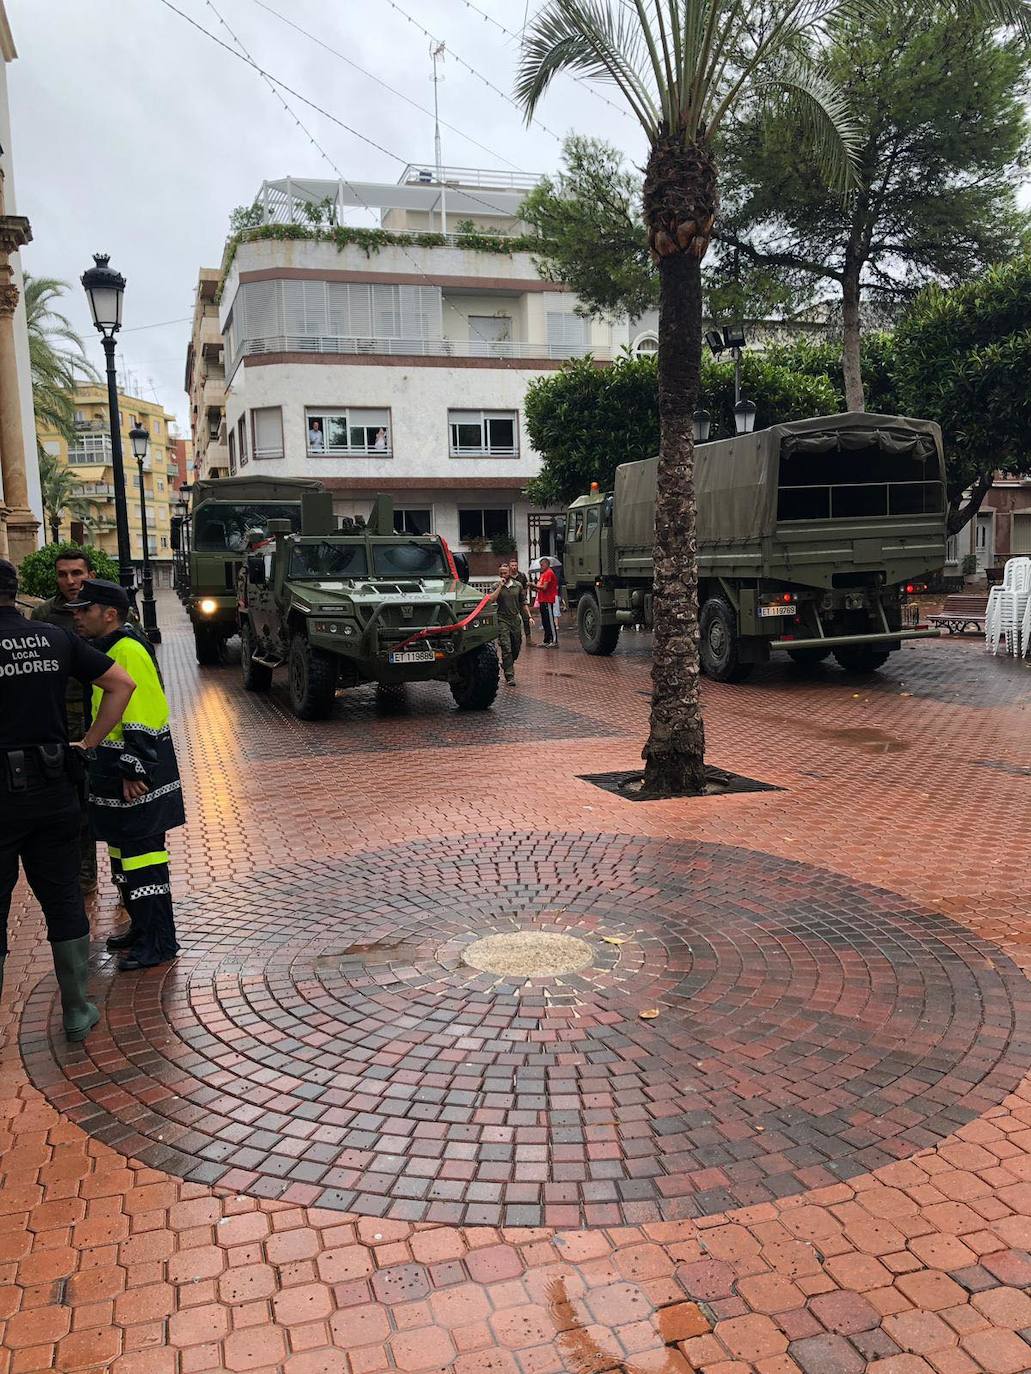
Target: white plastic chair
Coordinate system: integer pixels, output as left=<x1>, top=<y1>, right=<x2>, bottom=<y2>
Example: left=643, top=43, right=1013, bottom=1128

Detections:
left=1003, top=557, right=1031, bottom=592
left=1020, top=592, right=1031, bottom=658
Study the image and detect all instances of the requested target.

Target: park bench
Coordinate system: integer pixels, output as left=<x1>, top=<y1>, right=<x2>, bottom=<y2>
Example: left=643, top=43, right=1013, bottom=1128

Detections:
left=927, top=594, right=988, bottom=635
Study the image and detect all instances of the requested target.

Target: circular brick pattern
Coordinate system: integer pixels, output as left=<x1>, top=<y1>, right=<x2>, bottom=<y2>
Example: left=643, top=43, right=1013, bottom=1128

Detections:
left=19, top=833, right=1031, bottom=1227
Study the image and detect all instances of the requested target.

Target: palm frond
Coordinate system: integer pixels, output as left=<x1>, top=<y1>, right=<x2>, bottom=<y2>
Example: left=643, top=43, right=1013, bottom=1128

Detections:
left=515, top=0, right=661, bottom=134
left=751, top=58, right=862, bottom=192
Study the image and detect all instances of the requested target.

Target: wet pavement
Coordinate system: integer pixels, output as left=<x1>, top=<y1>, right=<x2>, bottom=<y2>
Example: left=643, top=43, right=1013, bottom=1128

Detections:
left=1, top=598, right=1030, bottom=1374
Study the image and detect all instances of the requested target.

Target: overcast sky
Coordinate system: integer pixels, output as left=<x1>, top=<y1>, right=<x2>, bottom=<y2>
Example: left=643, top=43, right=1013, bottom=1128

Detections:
left=9, top=0, right=647, bottom=431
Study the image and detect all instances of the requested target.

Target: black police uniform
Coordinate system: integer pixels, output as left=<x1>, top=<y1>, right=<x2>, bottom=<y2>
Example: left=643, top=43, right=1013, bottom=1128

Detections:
left=0, top=593, right=114, bottom=961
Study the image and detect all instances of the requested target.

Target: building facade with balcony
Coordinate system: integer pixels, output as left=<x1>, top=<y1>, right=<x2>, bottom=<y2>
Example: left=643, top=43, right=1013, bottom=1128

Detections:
left=185, top=267, right=229, bottom=481
left=0, top=1, right=43, bottom=561
left=214, top=168, right=647, bottom=567
left=37, top=385, right=179, bottom=584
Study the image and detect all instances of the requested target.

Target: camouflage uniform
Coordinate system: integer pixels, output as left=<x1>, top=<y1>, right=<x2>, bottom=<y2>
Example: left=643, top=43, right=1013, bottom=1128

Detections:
left=30, top=597, right=97, bottom=891
left=495, top=580, right=523, bottom=684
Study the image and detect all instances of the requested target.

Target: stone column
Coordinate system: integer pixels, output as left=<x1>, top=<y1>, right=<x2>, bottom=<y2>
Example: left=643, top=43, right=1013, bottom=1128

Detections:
left=0, top=165, right=37, bottom=562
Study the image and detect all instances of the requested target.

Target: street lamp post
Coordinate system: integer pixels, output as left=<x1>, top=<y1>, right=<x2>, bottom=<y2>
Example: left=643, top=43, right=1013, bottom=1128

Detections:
left=129, top=423, right=161, bottom=643
left=81, top=254, right=133, bottom=592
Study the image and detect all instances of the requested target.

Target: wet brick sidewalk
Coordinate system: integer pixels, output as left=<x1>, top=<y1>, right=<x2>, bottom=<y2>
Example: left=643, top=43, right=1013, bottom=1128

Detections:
left=1, top=597, right=1030, bottom=1374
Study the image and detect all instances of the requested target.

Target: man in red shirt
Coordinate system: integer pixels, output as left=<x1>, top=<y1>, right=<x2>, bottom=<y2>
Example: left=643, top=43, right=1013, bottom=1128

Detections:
left=536, top=557, right=559, bottom=647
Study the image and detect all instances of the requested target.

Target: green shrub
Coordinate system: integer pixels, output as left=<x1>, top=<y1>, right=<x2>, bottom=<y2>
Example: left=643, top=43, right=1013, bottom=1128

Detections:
left=16, top=541, right=118, bottom=599
left=489, top=532, right=518, bottom=557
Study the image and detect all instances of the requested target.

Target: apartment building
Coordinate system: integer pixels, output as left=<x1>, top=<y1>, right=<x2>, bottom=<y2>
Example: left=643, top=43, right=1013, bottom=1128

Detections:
left=0, top=1, right=43, bottom=560
left=213, top=167, right=660, bottom=567
left=37, top=386, right=179, bottom=583
left=185, top=267, right=229, bottom=481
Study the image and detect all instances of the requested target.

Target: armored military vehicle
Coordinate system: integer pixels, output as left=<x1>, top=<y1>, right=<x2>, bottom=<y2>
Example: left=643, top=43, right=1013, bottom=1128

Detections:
left=172, top=475, right=324, bottom=665
left=238, top=491, right=501, bottom=719
left=561, top=413, right=946, bottom=679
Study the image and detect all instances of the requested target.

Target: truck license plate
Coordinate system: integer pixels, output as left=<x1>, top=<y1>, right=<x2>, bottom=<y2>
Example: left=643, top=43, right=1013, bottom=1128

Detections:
left=759, top=605, right=795, bottom=617
left=389, top=649, right=434, bottom=663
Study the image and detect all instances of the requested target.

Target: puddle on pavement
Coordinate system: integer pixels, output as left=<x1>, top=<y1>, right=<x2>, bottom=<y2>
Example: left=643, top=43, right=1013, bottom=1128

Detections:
left=760, top=711, right=910, bottom=754
left=316, top=938, right=425, bottom=969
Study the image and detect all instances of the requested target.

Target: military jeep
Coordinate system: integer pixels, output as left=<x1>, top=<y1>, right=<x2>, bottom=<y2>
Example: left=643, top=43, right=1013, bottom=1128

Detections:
left=238, top=492, right=501, bottom=719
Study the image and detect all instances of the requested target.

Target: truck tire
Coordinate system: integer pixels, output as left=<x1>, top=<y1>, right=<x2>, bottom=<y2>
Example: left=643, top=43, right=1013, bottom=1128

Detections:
left=788, top=647, right=831, bottom=666
left=288, top=632, right=337, bottom=719
left=699, top=596, right=753, bottom=682
left=577, top=594, right=621, bottom=656
left=450, top=644, right=500, bottom=710
left=240, top=621, right=272, bottom=693
left=193, top=622, right=222, bottom=666
left=833, top=647, right=892, bottom=674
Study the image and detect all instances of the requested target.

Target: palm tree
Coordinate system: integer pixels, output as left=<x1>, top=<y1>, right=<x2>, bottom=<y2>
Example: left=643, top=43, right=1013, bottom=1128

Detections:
left=518, top=0, right=1028, bottom=795
left=517, top=2, right=865, bottom=794
left=37, top=450, right=95, bottom=544
left=25, top=273, right=98, bottom=445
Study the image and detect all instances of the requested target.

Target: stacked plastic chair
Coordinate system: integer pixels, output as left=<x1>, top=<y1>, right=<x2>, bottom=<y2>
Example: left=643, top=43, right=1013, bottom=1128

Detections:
left=985, top=557, right=1031, bottom=655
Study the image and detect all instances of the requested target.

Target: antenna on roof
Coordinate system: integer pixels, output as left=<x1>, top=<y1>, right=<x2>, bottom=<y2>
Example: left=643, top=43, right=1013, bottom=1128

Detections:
left=430, top=41, right=447, bottom=236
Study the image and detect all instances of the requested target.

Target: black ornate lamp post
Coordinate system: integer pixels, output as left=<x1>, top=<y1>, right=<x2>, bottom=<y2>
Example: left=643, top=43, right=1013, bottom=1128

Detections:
left=129, top=422, right=161, bottom=643
left=81, top=254, right=133, bottom=591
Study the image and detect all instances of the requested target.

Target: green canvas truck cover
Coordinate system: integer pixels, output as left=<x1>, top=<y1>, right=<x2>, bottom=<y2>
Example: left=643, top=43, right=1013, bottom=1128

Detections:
left=612, top=412, right=944, bottom=549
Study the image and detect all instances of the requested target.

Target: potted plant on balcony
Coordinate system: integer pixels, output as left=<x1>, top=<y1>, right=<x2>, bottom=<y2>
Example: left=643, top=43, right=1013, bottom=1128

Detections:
left=490, top=532, right=518, bottom=559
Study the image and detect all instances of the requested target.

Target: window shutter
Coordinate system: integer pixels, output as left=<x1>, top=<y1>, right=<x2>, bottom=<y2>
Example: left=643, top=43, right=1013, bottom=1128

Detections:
left=301, top=280, right=328, bottom=335
left=373, top=284, right=400, bottom=337
left=547, top=311, right=588, bottom=357
left=348, top=283, right=372, bottom=337
left=253, top=408, right=284, bottom=457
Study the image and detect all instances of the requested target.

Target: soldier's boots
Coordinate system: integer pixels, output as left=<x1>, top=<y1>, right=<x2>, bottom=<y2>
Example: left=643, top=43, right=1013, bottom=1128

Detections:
left=51, top=936, right=100, bottom=1042
left=105, top=926, right=136, bottom=951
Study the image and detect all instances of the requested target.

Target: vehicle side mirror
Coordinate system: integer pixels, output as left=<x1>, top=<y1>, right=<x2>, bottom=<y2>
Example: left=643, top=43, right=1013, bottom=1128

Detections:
left=247, top=554, right=266, bottom=586
left=452, top=551, right=470, bottom=584
left=170, top=516, right=182, bottom=552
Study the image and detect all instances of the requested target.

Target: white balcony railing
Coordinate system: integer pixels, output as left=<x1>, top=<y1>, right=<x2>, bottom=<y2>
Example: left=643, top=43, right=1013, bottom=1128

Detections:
left=238, top=335, right=613, bottom=363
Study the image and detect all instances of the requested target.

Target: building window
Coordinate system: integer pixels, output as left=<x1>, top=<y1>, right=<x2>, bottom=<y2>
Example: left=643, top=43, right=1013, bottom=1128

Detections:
left=546, top=311, right=589, bottom=359
left=306, top=407, right=390, bottom=456
left=161, top=537, right=169, bottom=549
left=394, top=507, right=432, bottom=535
left=251, top=406, right=285, bottom=459
left=449, top=410, right=517, bottom=458
left=237, top=415, right=249, bottom=467
left=632, top=332, right=658, bottom=358
left=228, top=429, right=237, bottom=474
left=468, top=314, right=512, bottom=356
left=154, top=419, right=161, bottom=434
left=458, top=508, right=510, bottom=542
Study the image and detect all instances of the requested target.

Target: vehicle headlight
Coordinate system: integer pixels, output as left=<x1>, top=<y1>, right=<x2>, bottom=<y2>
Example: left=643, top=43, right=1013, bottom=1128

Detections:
left=198, top=598, right=218, bottom=615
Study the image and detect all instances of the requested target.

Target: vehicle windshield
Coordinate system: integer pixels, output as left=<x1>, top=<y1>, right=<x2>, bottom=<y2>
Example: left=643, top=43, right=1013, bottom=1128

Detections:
left=194, top=502, right=302, bottom=552
left=288, top=542, right=368, bottom=579
left=371, top=542, right=447, bottom=578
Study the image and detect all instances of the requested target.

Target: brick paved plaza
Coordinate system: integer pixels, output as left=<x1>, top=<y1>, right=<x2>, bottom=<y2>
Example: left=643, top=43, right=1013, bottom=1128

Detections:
left=2, top=598, right=1031, bottom=1374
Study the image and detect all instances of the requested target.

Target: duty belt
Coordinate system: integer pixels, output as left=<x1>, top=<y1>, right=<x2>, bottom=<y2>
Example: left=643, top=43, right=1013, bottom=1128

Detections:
left=1, top=744, right=67, bottom=791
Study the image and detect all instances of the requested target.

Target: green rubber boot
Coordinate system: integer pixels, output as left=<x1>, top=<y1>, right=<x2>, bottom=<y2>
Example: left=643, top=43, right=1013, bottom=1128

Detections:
left=51, top=937, right=100, bottom=1042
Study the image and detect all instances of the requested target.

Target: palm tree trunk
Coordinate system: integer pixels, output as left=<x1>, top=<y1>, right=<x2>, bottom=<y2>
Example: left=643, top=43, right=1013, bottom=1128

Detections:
left=50, top=517, right=61, bottom=544
left=641, top=249, right=707, bottom=796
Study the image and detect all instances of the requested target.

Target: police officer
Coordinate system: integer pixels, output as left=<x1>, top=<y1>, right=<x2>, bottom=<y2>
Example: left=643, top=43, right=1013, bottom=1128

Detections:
left=31, top=546, right=99, bottom=892
left=0, top=558, right=135, bottom=1040
left=70, top=579, right=185, bottom=971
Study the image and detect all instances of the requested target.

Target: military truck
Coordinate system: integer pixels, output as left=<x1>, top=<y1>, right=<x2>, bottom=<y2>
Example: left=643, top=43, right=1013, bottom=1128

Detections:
left=172, top=475, right=324, bottom=665
left=237, top=491, right=501, bottom=719
left=561, top=413, right=946, bottom=679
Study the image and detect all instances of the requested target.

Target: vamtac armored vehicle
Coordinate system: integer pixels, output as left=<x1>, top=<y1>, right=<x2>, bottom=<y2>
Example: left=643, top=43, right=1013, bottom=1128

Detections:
left=561, top=412, right=947, bottom=679
left=237, top=492, right=501, bottom=719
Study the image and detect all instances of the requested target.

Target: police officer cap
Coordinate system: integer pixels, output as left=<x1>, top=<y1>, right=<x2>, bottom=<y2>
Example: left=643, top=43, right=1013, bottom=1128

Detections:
left=0, top=558, right=17, bottom=593
left=65, top=578, right=130, bottom=612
